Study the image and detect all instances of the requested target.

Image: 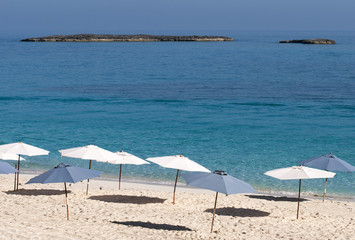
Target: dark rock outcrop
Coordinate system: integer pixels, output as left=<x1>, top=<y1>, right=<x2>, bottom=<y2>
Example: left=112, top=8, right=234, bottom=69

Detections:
left=21, top=34, right=234, bottom=42
left=279, top=39, right=336, bottom=44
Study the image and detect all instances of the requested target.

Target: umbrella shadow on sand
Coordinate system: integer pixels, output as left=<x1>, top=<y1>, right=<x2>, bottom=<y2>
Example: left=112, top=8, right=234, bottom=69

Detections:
left=89, top=195, right=166, bottom=204
left=111, top=221, right=193, bottom=231
left=246, top=195, right=309, bottom=202
left=5, top=189, right=71, bottom=196
left=205, top=207, right=270, bottom=217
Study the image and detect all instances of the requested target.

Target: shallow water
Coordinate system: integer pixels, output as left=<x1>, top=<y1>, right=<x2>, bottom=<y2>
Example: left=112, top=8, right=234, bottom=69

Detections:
left=0, top=31, right=354, bottom=197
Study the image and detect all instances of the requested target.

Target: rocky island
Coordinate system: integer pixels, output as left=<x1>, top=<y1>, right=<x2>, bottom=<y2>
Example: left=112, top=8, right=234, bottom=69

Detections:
left=21, top=34, right=234, bottom=42
left=279, top=39, right=336, bottom=44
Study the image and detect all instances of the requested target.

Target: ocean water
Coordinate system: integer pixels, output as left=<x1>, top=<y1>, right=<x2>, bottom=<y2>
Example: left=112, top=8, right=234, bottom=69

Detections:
left=0, top=31, right=354, bottom=198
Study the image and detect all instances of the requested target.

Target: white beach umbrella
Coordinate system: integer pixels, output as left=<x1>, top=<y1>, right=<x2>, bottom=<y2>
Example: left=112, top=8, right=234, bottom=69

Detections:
left=109, top=151, right=149, bottom=190
left=0, top=142, right=49, bottom=191
left=146, top=155, right=210, bottom=204
left=0, top=152, right=25, bottom=161
left=264, top=166, right=336, bottom=219
left=0, top=142, right=49, bottom=156
left=59, top=145, right=117, bottom=162
left=112, top=151, right=149, bottom=165
left=58, top=144, right=118, bottom=195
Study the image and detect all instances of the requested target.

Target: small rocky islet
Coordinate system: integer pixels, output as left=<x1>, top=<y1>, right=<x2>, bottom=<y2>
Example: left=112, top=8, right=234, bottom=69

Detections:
left=21, top=34, right=234, bottom=42
left=279, top=39, right=336, bottom=44
left=21, top=34, right=336, bottom=45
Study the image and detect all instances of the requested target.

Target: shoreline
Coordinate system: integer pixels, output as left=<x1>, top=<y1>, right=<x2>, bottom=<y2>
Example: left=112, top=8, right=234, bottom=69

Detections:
left=19, top=169, right=355, bottom=202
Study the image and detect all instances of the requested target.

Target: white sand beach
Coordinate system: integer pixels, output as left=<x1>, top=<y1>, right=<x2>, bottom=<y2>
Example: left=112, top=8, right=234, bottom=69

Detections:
left=0, top=174, right=354, bottom=239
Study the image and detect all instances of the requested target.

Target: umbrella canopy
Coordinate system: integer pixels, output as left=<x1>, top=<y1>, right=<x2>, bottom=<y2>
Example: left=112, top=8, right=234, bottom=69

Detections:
left=183, top=170, right=257, bottom=195
left=110, top=151, right=149, bottom=190
left=0, top=152, right=24, bottom=191
left=147, top=155, right=210, bottom=204
left=0, top=152, right=25, bottom=161
left=112, top=151, right=149, bottom=165
left=147, top=155, right=210, bottom=172
left=27, top=163, right=101, bottom=184
left=0, top=142, right=49, bottom=156
left=0, top=142, right=49, bottom=191
left=0, top=161, right=19, bottom=174
left=58, top=145, right=117, bottom=162
left=297, top=153, right=354, bottom=201
left=59, top=144, right=117, bottom=195
left=183, top=170, right=256, bottom=233
left=264, top=166, right=335, bottom=219
left=26, top=163, right=100, bottom=220
left=297, top=153, right=355, bottom=172
left=264, top=166, right=336, bottom=180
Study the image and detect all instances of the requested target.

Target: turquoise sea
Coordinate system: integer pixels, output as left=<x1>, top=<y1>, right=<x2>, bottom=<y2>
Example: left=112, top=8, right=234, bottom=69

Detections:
left=0, top=31, right=354, bottom=198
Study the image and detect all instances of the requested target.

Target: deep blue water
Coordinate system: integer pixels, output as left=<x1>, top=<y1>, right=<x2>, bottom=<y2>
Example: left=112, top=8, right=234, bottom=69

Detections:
left=0, top=31, right=354, bottom=198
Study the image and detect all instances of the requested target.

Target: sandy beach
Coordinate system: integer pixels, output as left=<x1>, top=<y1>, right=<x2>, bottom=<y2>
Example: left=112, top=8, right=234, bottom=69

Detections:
left=0, top=174, right=354, bottom=240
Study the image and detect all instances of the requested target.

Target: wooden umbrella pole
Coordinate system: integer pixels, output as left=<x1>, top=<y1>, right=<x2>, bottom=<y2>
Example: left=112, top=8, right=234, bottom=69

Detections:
left=16, top=154, right=21, bottom=191
left=211, top=192, right=219, bottom=233
left=173, top=169, right=179, bottom=204
left=323, top=178, right=328, bottom=202
left=14, top=165, right=17, bottom=191
left=64, top=182, right=69, bottom=220
left=118, top=164, right=122, bottom=190
left=297, top=179, right=301, bottom=219
left=86, top=160, right=92, bottom=195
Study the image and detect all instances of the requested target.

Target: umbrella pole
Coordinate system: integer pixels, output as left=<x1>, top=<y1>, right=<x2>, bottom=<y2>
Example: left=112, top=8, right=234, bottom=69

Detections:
left=86, top=160, right=92, bottom=195
left=118, top=164, right=122, bottom=190
left=173, top=169, right=179, bottom=204
left=297, top=179, right=301, bottom=219
left=14, top=164, right=17, bottom=191
left=211, top=192, right=218, bottom=233
left=64, top=182, right=69, bottom=220
left=16, top=154, right=21, bottom=191
left=323, top=178, right=328, bottom=202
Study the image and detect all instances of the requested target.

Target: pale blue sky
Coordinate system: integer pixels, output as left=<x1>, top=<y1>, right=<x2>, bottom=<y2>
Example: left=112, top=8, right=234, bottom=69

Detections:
left=1, top=0, right=354, bottom=35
